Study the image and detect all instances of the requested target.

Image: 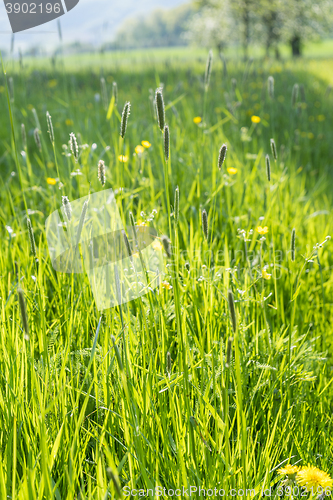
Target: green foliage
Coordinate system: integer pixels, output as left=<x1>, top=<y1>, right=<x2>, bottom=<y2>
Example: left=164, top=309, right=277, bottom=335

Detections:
left=188, top=0, right=333, bottom=56
left=110, top=4, right=193, bottom=50
left=0, top=49, right=333, bottom=498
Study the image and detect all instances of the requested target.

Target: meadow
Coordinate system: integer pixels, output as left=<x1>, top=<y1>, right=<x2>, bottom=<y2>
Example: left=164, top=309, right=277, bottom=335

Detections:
left=0, top=45, right=333, bottom=499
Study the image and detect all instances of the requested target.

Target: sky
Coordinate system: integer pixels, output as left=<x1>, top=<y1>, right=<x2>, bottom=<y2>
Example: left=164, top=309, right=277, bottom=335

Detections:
left=0, top=0, right=185, bottom=53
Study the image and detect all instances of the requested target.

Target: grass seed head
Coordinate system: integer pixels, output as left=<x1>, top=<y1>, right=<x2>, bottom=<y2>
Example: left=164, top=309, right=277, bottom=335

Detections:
left=155, top=87, right=165, bottom=131
left=226, top=336, right=233, bottom=368
left=18, top=288, right=29, bottom=340
left=174, top=186, right=179, bottom=226
left=270, top=138, right=277, bottom=161
left=98, top=160, right=106, bottom=186
left=291, top=228, right=296, bottom=262
left=265, top=154, right=271, bottom=182
left=46, top=111, right=54, bottom=144
left=120, top=101, right=131, bottom=139
left=202, top=209, right=208, bottom=240
left=34, top=128, right=42, bottom=152
left=292, top=83, right=299, bottom=107
left=268, top=76, right=274, bottom=99
left=161, top=235, right=172, bottom=258
left=205, top=49, right=213, bottom=89
left=106, top=468, right=122, bottom=499
left=32, top=108, right=41, bottom=129
left=27, top=218, right=37, bottom=258
left=164, top=124, right=170, bottom=162
left=129, top=211, right=135, bottom=228
left=122, top=229, right=132, bottom=259
left=228, top=289, right=237, bottom=334
left=62, top=196, right=72, bottom=222
left=112, top=82, right=118, bottom=105
left=100, top=77, right=108, bottom=110
left=218, top=143, right=227, bottom=170
left=8, top=76, right=14, bottom=102
left=69, top=132, right=79, bottom=162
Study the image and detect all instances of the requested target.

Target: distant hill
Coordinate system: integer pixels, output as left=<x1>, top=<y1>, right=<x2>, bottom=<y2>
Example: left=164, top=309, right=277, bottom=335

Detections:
left=109, top=4, right=193, bottom=50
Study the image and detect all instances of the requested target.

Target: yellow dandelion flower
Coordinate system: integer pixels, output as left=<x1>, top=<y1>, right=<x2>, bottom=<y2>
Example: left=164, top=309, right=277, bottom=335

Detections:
left=65, top=119, right=74, bottom=126
left=152, top=239, right=163, bottom=252
left=136, top=220, right=145, bottom=226
left=317, top=115, right=325, bottom=122
left=135, top=145, right=145, bottom=155
left=161, top=281, right=172, bottom=290
left=278, top=464, right=300, bottom=477
left=118, top=155, right=128, bottom=163
left=47, top=177, right=57, bottom=186
left=251, top=115, right=261, bottom=124
left=256, top=226, right=269, bottom=235
left=308, top=132, right=314, bottom=139
left=141, top=141, right=151, bottom=148
left=262, top=269, right=272, bottom=280
left=47, top=79, right=57, bottom=88
left=193, top=116, right=202, bottom=124
left=297, top=466, right=333, bottom=491
left=227, top=167, right=238, bottom=175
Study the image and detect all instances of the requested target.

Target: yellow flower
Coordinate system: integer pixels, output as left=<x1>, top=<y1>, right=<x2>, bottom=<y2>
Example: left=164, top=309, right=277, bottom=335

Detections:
left=251, top=115, right=261, bottom=124
left=136, top=220, right=145, bottom=226
left=227, top=167, right=238, bottom=175
left=65, top=119, right=74, bottom=126
left=193, top=116, right=202, bottom=124
left=47, top=161, right=54, bottom=169
left=118, top=155, right=128, bottom=162
left=47, top=79, right=57, bottom=88
left=317, top=115, right=325, bottom=121
left=297, top=466, right=333, bottom=491
left=152, top=239, right=163, bottom=252
left=256, top=226, right=269, bottom=235
left=161, top=281, right=172, bottom=290
left=308, top=132, right=314, bottom=139
left=135, top=145, right=145, bottom=155
left=47, top=177, right=57, bottom=186
left=278, top=464, right=300, bottom=477
left=141, top=141, right=151, bottom=148
left=262, top=269, right=271, bottom=280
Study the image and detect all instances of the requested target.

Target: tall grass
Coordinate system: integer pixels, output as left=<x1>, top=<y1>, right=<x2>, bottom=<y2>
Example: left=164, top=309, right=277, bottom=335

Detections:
left=0, top=48, right=332, bottom=499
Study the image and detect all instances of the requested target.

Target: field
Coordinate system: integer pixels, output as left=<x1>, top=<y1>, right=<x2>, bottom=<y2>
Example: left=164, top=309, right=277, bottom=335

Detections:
left=0, top=45, right=333, bottom=499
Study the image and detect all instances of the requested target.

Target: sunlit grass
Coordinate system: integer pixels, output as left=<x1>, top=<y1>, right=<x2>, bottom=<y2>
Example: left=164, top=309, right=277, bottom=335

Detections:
left=0, top=48, right=332, bottom=498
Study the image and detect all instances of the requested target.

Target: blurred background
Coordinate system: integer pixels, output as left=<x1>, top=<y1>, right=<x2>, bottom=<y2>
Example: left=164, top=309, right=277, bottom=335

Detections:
left=0, top=0, right=333, bottom=59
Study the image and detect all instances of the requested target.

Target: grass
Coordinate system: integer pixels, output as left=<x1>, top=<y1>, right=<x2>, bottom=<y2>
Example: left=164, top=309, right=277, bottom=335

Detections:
left=0, top=46, right=333, bottom=499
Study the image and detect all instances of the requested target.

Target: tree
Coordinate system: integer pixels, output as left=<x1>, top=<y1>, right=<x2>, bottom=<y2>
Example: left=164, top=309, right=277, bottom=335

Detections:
left=112, top=4, right=193, bottom=50
left=184, top=0, right=235, bottom=51
left=188, top=0, right=333, bottom=58
left=279, top=0, right=333, bottom=56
